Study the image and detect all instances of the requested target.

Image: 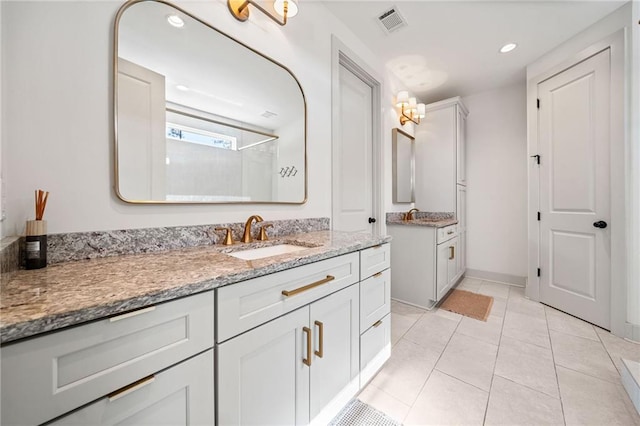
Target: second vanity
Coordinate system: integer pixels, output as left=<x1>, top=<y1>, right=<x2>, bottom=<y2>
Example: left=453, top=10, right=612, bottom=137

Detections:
left=387, top=214, right=464, bottom=310
left=0, top=231, right=391, bottom=425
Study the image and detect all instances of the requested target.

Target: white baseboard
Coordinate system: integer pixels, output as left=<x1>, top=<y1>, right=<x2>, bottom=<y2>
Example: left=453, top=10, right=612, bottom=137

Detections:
left=621, top=359, right=640, bottom=415
left=465, top=269, right=526, bottom=287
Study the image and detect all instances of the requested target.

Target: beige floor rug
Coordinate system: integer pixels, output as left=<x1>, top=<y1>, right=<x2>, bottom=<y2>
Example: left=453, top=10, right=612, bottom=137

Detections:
left=440, top=289, right=494, bottom=321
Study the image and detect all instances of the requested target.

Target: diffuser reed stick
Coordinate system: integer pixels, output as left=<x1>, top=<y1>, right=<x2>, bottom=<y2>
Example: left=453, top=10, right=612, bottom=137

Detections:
left=35, top=189, right=49, bottom=221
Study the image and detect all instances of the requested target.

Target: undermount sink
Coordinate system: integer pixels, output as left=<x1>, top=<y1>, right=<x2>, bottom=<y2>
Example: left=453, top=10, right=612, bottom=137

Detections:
left=227, top=244, right=308, bottom=261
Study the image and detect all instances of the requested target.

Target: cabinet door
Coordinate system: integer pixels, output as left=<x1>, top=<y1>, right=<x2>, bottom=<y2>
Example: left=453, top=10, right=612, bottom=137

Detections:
left=436, top=243, right=450, bottom=301
left=50, top=349, right=214, bottom=426
left=456, top=184, right=466, bottom=231
left=218, top=307, right=310, bottom=426
left=459, top=231, right=467, bottom=276
left=448, top=237, right=460, bottom=287
left=360, top=268, right=391, bottom=333
left=309, top=284, right=360, bottom=420
left=456, top=107, right=466, bottom=185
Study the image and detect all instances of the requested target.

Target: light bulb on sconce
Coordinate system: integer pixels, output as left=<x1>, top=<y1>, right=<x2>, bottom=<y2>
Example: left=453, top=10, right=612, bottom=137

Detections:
left=397, top=91, right=425, bottom=125
left=228, top=0, right=298, bottom=26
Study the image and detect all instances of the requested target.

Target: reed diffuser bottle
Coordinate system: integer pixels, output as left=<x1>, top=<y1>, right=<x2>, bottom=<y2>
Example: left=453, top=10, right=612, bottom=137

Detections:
left=26, top=189, right=49, bottom=269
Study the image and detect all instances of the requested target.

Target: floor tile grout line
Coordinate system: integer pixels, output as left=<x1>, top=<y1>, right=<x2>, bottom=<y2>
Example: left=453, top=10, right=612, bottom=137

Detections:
left=492, top=373, right=563, bottom=400
left=402, top=308, right=465, bottom=422
left=434, top=368, right=492, bottom=394
left=482, top=285, right=513, bottom=425
left=544, top=304, right=568, bottom=426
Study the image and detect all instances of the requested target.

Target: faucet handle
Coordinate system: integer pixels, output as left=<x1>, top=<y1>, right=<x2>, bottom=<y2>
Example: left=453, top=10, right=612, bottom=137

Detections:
left=258, top=224, right=273, bottom=241
left=215, top=227, right=235, bottom=245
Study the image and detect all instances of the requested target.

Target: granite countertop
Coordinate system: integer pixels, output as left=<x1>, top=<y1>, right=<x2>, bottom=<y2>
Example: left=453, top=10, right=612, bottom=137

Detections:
left=0, top=231, right=390, bottom=344
left=386, top=217, right=458, bottom=228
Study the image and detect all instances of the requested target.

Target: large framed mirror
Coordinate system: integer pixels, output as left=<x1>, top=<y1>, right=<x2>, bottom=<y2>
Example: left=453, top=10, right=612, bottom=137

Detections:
left=392, top=128, right=415, bottom=203
left=114, top=0, right=307, bottom=204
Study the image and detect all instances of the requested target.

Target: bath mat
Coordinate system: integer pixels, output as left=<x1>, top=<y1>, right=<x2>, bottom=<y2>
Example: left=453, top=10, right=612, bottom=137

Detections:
left=329, top=399, right=402, bottom=426
left=440, top=289, right=494, bottom=321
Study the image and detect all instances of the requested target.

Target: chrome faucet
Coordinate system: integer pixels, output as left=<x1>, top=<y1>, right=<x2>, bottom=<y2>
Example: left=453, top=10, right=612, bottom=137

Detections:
left=242, top=215, right=264, bottom=243
left=404, top=208, right=419, bottom=221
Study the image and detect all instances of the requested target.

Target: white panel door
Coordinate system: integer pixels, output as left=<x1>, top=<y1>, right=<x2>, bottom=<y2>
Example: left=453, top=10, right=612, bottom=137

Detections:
left=309, top=285, right=359, bottom=419
left=333, top=63, right=373, bottom=232
left=538, top=48, right=611, bottom=329
left=218, top=307, right=310, bottom=426
left=117, top=58, right=166, bottom=201
left=456, top=107, right=467, bottom=185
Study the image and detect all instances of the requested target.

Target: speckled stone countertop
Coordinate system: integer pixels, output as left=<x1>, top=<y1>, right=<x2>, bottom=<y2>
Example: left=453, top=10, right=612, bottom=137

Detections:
left=0, top=231, right=390, bottom=344
left=386, top=212, right=457, bottom=228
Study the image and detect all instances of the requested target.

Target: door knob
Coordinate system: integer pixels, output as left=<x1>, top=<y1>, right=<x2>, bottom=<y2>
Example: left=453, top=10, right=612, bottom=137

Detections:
left=593, top=221, right=608, bottom=229
left=368, top=217, right=376, bottom=224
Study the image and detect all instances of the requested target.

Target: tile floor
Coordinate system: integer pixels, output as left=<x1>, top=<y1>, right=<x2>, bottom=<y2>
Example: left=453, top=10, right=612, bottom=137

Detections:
left=358, top=277, right=640, bottom=425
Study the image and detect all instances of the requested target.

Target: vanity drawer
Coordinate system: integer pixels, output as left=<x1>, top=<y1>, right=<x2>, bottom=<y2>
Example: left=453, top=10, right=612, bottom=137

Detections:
left=437, top=224, right=458, bottom=244
left=360, top=313, right=391, bottom=387
left=50, top=349, right=215, bottom=426
left=1, top=291, right=214, bottom=426
left=217, top=252, right=360, bottom=342
left=360, top=243, right=391, bottom=280
left=360, top=268, right=391, bottom=333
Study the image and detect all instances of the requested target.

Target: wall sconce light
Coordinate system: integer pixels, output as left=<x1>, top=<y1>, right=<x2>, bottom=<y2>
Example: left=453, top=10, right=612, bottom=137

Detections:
left=396, top=91, right=425, bottom=125
left=228, top=0, right=298, bottom=26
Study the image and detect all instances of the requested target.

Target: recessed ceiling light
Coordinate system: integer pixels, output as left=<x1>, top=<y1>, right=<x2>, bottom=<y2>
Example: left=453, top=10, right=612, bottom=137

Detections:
left=176, top=85, right=189, bottom=91
left=167, top=14, right=184, bottom=28
left=500, top=43, right=517, bottom=53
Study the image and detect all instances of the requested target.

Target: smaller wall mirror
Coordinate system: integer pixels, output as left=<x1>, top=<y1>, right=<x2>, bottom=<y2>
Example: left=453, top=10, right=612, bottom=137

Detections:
left=392, top=128, right=415, bottom=203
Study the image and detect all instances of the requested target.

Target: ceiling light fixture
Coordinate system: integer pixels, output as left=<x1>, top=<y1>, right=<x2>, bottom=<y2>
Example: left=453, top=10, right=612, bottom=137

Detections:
left=396, top=91, right=425, bottom=125
left=499, top=42, right=517, bottom=53
left=166, top=14, right=185, bottom=28
left=228, top=0, right=298, bottom=26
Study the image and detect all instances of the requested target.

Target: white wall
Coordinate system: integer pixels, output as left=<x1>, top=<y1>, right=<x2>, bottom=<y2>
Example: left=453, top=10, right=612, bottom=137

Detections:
left=1, top=0, right=394, bottom=235
left=464, top=84, right=528, bottom=280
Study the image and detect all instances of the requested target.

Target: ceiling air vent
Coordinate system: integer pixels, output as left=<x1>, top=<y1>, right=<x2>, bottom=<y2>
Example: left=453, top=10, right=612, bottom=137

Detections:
left=377, top=6, right=407, bottom=34
left=261, top=110, right=278, bottom=119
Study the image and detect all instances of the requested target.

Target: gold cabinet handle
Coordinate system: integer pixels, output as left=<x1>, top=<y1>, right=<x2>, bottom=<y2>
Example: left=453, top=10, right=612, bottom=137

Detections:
left=449, top=246, right=455, bottom=260
left=303, top=326, right=312, bottom=366
left=372, top=244, right=382, bottom=249
left=108, top=375, right=155, bottom=402
left=314, top=320, right=324, bottom=358
left=282, top=275, right=335, bottom=297
left=373, top=272, right=382, bottom=278
left=372, top=320, right=383, bottom=328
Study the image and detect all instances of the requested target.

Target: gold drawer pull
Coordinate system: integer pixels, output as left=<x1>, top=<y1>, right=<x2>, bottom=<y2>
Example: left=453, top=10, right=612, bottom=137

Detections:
left=303, top=326, right=312, bottom=367
left=372, top=244, right=382, bottom=249
left=109, top=306, right=155, bottom=322
left=282, top=275, right=335, bottom=297
left=373, top=272, right=383, bottom=278
left=373, top=320, right=383, bottom=328
left=447, top=230, right=454, bottom=235
left=314, top=320, right=324, bottom=358
left=108, top=375, right=155, bottom=402
left=449, top=246, right=455, bottom=260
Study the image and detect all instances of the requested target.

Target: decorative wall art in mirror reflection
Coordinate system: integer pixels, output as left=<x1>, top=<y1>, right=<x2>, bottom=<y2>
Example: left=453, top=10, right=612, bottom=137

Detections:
left=114, top=0, right=307, bottom=204
left=392, top=128, right=415, bottom=203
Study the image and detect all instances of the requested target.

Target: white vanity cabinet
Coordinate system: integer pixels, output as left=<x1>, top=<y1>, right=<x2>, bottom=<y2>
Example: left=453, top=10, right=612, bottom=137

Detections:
left=218, top=283, right=360, bottom=426
left=217, top=246, right=390, bottom=426
left=390, top=224, right=462, bottom=309
left=358, top=244, right=391, bottom=387
left=217, top=284, right=360, bottom=426
left=0, top=291, right=215, bottom=426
